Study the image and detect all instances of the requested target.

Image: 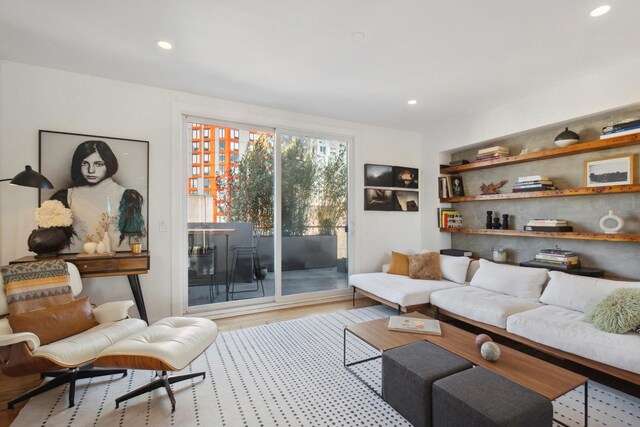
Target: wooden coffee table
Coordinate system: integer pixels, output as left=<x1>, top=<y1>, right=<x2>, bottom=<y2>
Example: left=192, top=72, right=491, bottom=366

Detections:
left=344, top=313, right=589, bottom=426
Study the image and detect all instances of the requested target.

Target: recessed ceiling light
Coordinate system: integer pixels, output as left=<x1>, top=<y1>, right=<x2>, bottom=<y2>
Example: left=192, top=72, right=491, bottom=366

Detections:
left=407, top=99, right=418, bottom=105
left=590, top=5, right=610, bottom=17
left=157, top=40, right=173, bottom=50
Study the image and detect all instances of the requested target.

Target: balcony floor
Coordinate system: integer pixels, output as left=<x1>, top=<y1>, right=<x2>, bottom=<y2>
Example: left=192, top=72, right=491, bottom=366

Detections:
left=188, top=267, right=348, bottom=307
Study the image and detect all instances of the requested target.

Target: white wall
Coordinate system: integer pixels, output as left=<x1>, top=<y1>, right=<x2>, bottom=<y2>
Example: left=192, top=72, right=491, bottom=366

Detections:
left=421, top=56, right=640, bottom=250
left=0, top=60, right=422, bottom=322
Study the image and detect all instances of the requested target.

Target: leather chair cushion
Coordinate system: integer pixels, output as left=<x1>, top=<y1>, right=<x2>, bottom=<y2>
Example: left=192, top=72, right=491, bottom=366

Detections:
left=8, top=296, right=98, bottom=345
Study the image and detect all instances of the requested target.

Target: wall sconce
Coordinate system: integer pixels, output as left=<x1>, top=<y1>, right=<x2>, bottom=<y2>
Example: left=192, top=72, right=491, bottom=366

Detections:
left=0, top=165, right=53, bottom=189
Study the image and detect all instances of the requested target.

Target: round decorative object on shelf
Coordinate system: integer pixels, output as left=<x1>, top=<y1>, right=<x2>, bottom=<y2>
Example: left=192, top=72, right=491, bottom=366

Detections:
left=475, top=334, right=493, bottom=350
left=554, top=127, right=580, bottom=147
left=599, top=210, right=624, bottom=234
left=27, top=227, right=69, bottom=258
left=481, top=342, right=501, bottom=361
left=83, top=241, right=98, bottom=254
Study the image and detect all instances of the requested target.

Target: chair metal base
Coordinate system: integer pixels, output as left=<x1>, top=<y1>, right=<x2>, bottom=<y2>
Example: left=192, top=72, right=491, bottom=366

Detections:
left=229, top=248, right=265, bottom=299
left=8, top=366, right=127, bottom=410
left=114, top=371, right=206, bottom=413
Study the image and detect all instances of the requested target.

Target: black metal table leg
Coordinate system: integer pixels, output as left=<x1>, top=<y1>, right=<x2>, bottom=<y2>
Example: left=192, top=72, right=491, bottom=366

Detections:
left=127, top=274, right=148, bottom=324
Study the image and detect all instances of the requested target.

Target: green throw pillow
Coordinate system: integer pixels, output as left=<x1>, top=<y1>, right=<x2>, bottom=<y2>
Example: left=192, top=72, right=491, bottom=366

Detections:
left=584, top=288, right=640, bottom=334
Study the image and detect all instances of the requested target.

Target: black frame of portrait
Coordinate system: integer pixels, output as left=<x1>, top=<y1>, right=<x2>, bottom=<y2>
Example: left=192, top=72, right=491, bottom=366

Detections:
left=38, top=130, right=149, bottom=254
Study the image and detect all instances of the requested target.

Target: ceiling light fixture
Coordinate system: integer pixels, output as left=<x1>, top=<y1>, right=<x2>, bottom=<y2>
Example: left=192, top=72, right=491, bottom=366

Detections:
left=157, top=40, right=173, bottom=50
left=349, top=32, right=365, bottom=42
left=407, top=99, right=418, bottom=105
left=590, top=5, right=611, bottom=17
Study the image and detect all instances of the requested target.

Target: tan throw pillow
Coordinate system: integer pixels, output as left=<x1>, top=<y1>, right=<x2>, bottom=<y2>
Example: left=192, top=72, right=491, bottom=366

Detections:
left=387, top=251, right=409, bottom=276
left=408, top=252, right=442, bottom=280
left=8, top=297, right=98, bottom=345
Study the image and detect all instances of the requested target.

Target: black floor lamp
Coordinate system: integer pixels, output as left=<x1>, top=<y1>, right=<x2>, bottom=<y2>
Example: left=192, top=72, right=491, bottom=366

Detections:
left=0, top=165, right=53, bottom=189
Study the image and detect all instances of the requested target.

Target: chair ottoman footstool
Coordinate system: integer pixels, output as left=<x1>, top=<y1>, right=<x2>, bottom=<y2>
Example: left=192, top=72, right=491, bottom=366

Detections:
left=382, top=341, right=473, bottom=427
left=432, top=366, right=553, bottom=427
left=95, top=317, right=218, bottom=412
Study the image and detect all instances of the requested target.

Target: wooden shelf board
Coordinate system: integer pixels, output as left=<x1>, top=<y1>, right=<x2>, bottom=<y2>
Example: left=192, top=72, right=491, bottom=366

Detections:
left=440, top=133, right=640, bottom=174
left=440, top=228, right=640, bottom=242
left=440, top=184, right=640, bottom=202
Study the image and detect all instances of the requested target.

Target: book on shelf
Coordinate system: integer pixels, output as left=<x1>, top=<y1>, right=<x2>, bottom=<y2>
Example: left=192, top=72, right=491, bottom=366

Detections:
left=524, top=225, right=573, bottom=232
left=539, top=248, right=575, bottom=255
left=513, top=186, right=556, bottom=193
left=517, top=175, right=549, bottom=182
left=602, top=118, right=640, bottom=133
left=514, top=180, right=553, bottom=186
left=600, top=127, right=640, bottom=139
left=602, top=122, right=640, bottom=135
left=437, top=208, right=457, bottom=227
left=524, top=260, right=580, bottom=269
left=477, top=145, right=509, bottom=155
left=535, top=253, right=579, bottom=261
left=475, top=153, right=508, bottom=160
left=448, top=159, right=470, bottom=166
left=527, top=218, right=567, bottom=227
left=513, top=183, right=555, bottom=189
left=534, top=255, right=579, bottom=265
left=387, top=316, right=442, bottom=335
left=440, top=249, right=473, bottom=257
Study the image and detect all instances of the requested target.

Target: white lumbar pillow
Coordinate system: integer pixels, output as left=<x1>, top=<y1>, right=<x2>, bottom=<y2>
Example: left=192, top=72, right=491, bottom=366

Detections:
left=540, top=271, right=640, bottom=313
left=470, top=259, right=548, bottom=301
left=439, top=255, right=471, bottom=284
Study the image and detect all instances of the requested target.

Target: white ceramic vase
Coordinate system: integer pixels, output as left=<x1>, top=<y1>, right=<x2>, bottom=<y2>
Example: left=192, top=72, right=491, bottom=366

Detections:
left=102, top=232, right=111, bottom=253
left=599, top=210, right=624, bottom=234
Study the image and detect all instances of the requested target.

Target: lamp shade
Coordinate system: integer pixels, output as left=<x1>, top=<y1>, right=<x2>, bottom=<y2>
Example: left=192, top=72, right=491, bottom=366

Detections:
left=2, top=165, right=54, bottom=189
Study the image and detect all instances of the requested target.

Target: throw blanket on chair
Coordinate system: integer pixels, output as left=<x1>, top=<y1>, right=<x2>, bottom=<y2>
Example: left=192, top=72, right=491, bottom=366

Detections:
left=1, top=259, right=72, bottom=315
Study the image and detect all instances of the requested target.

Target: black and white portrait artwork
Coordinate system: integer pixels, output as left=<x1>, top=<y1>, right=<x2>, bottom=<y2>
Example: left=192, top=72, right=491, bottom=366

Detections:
left=364, top=188, right=393, bottom=211
left=364, top=164, right=394, bottom=187
left=585, top=155, right=634, bottom=187
left=39, top=130, right=149, bottom=253
left=394, top=191, right=419, bottom=211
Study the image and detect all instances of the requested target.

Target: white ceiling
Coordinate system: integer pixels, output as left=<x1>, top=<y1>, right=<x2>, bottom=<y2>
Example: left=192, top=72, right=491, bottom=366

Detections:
left=1, top=1, right=639, bottom=132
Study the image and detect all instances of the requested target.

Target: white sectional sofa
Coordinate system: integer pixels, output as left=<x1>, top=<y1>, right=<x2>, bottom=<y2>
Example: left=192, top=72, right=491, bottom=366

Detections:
left=350, top=256, right=640, bottom=384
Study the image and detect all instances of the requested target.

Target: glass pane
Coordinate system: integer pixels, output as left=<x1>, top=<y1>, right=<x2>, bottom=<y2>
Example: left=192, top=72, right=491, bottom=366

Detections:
left=187, top=121, right=274, bottom=307
left=280, top=133, right=348, bottom=296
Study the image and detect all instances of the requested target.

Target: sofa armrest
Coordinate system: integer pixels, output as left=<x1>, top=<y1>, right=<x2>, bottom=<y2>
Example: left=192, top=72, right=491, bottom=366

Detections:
left=93, top=301, right=135, bottom=324
left=0, top=331, right=40, bottom=352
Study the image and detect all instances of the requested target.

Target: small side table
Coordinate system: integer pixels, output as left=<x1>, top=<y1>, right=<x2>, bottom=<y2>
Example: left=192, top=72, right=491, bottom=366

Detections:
left=10, top=252, right=151, bottom=324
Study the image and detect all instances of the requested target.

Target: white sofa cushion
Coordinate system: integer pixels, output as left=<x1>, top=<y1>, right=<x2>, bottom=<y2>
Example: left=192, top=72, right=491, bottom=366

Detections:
left=470, top=259, right=548, bottom=302
left=350, top=272, right=461, bottom=307
left=430, top=286, right=542, bottom=328
left=540, top=271, right=640, bottom=313
left=440, top=255, right=471, bottom=284
left=507, top=305, right=640, bottom=375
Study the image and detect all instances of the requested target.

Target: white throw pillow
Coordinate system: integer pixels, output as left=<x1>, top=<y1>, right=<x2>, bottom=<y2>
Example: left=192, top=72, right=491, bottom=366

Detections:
left=470, top=259, right=548, bottom=301
left=540, top=271, right=640, bottom=313
left=439, top=255, right=471, bottom=284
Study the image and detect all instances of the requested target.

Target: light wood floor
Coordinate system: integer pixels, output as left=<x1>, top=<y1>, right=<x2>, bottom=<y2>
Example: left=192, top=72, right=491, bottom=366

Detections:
left=0, top=298, right=377, bottom=427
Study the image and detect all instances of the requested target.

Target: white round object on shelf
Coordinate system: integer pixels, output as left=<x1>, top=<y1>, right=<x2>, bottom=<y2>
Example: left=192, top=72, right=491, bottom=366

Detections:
left=599, top=210, right=624, bottom=234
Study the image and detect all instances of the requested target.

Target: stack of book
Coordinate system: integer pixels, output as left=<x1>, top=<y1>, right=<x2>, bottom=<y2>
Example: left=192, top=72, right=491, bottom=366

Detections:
left=524, top=219, right=573, bottom=232
left=526, top=249, right=580, bottom=269
left=437, top=208, right=462, bottom=228
left=512, top=175, right=555, bottom=193
left=601, top=118, right=640, bottom=139
left=474, top=146, right=509, bottom=162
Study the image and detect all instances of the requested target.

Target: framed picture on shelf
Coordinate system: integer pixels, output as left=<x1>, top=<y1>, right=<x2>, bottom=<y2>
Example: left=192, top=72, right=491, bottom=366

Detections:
left=450, top=176, right=464, bottom=196
left=584, top=154, right=635, bottom=187
left=393, top=166, right=419, bottom=188
left=39, top=130, right=149, bottom=254
left=393, top=190, right=419, bottom=211
left=364, top=164, right=394, bottom=187
left=364, top=188, right=393, bottom=211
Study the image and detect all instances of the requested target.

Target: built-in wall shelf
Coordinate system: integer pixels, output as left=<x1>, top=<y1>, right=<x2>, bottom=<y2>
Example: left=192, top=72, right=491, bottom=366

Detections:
left=439, top=133, right=640, bottom=174
left=440, top=228, right=640, bottom=242
left=440, top=184, right=640, bottom=203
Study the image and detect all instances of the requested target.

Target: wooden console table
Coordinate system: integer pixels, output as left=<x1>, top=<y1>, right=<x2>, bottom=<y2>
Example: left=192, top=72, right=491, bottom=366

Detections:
left=10, top=252, right=150, bottom=324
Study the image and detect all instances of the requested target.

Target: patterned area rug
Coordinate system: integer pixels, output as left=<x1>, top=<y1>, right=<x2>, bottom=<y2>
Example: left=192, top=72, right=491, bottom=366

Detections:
left=11, top=305, right=640, bottom=426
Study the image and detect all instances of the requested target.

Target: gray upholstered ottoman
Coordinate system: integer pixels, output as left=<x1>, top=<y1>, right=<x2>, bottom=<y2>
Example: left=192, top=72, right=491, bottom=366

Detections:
left=432, top=366, right=553, bottom=427
left=382, top=341, right=473, bottom=427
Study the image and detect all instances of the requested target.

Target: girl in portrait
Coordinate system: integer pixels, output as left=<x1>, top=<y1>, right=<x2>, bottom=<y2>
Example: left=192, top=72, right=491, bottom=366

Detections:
left=51, top=140, right=146, bottom=251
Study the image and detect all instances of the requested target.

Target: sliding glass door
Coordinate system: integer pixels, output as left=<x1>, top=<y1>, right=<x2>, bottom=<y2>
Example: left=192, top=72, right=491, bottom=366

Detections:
left=184, top=118, right=350, bottom=310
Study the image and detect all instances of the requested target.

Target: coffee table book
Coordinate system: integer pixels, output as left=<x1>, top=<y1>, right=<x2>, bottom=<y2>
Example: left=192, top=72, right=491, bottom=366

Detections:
left=387, top=316, right=442, bottom=335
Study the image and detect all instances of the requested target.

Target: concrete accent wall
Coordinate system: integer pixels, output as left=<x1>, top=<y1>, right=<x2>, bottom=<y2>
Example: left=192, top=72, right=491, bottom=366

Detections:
left=448, top=107, right=640, bottom=278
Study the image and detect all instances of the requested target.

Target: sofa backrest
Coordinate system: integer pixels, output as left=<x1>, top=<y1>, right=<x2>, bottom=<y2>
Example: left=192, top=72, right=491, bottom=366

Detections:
left=470, top=259, right=549, bottom=302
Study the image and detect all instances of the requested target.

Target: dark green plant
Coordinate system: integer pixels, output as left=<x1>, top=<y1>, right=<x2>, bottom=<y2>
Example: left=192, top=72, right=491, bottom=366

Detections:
left=281, top=137, right=317, bottom=236
left=317, top=147, right=347, bottom=235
